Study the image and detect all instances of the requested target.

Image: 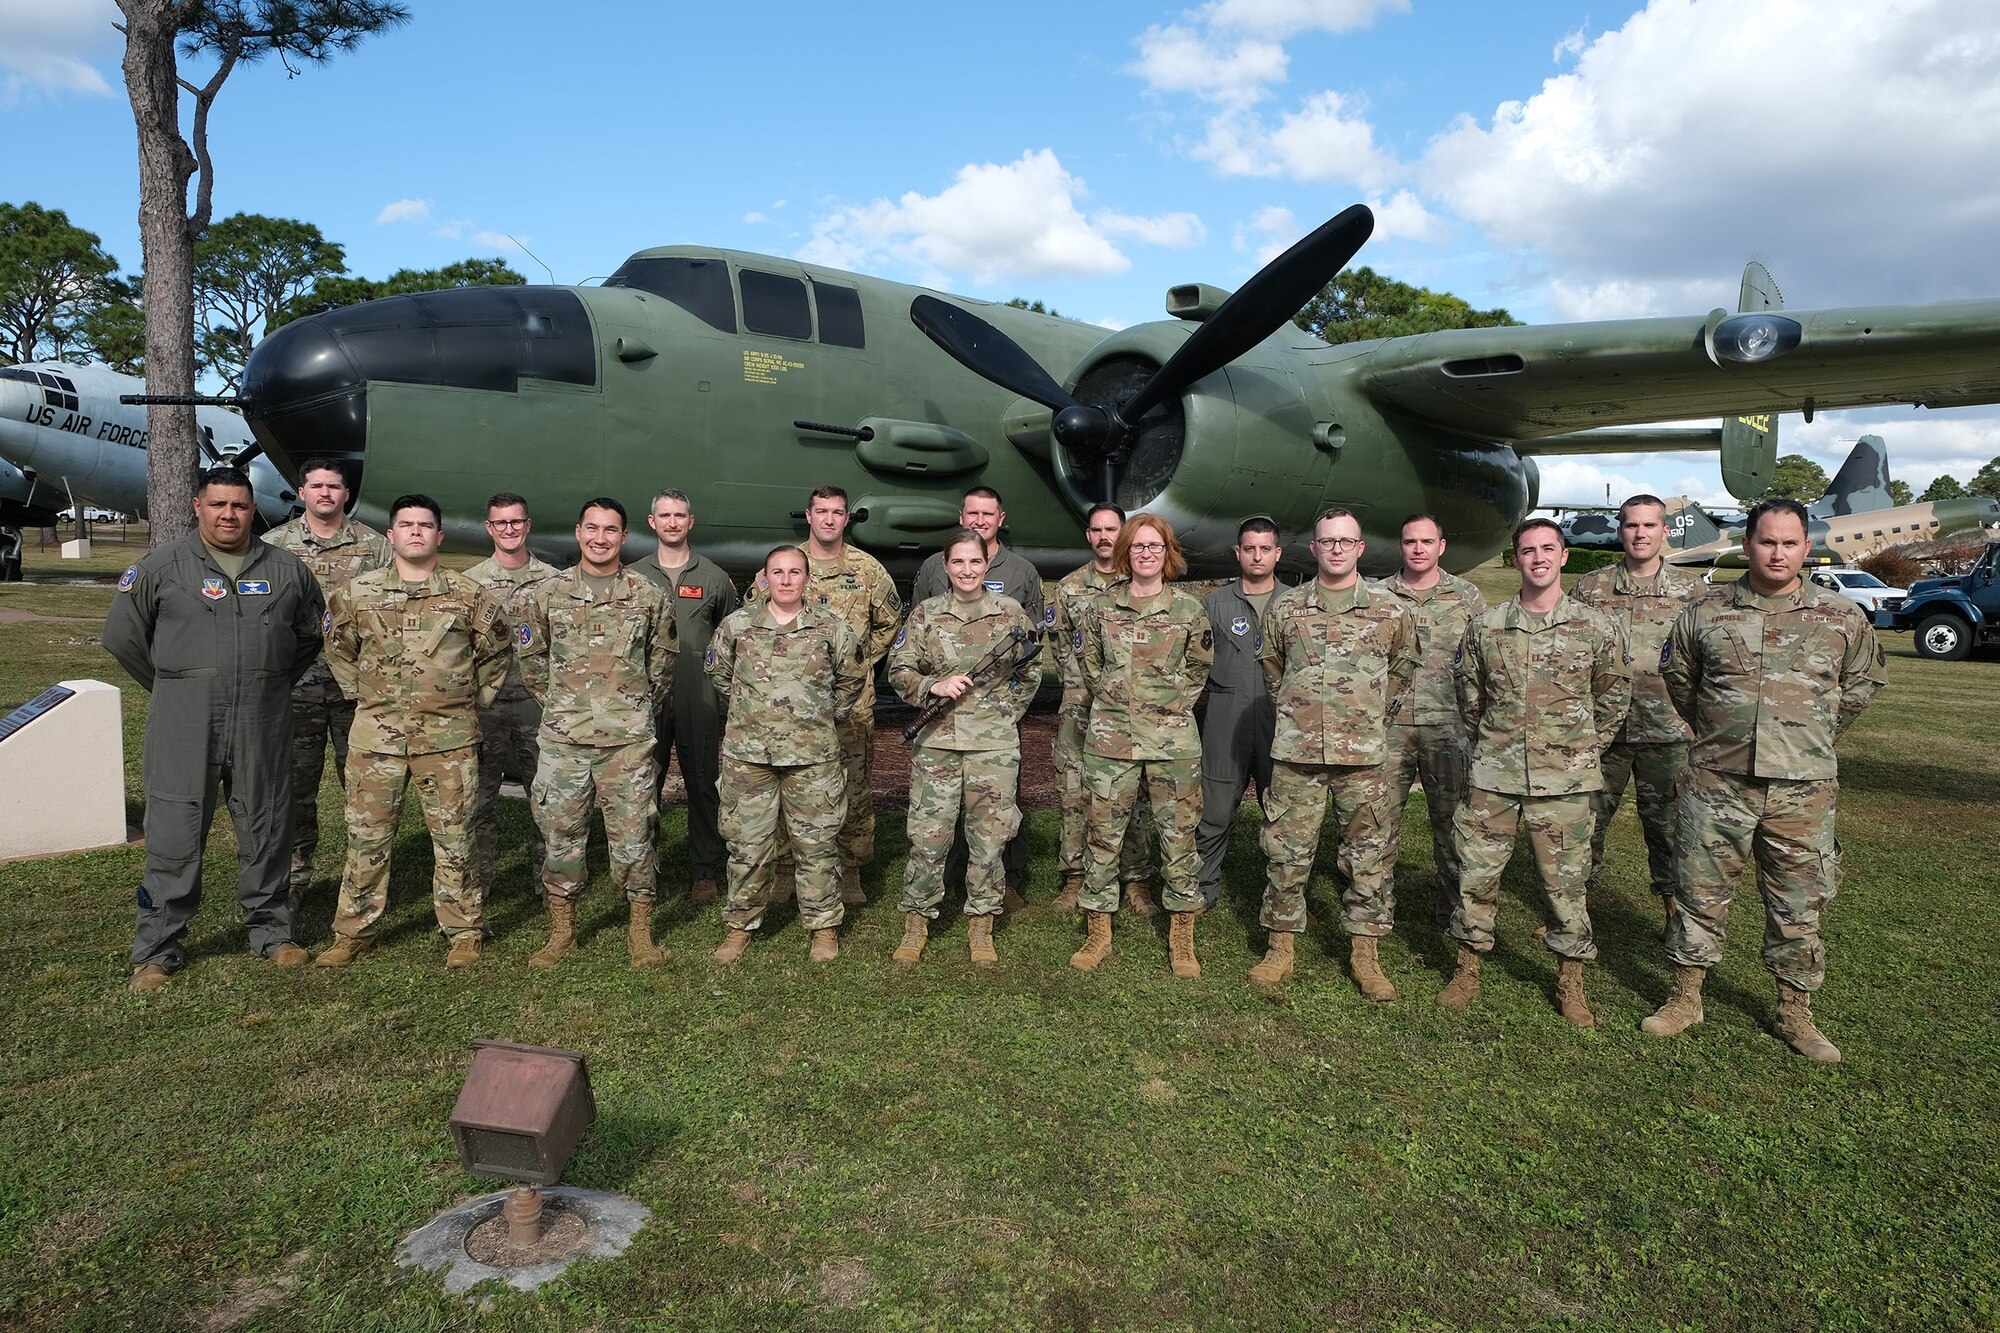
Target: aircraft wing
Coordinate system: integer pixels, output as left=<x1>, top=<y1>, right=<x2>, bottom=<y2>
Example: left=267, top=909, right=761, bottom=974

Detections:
left=1347, top=300, right=2000, bottom=438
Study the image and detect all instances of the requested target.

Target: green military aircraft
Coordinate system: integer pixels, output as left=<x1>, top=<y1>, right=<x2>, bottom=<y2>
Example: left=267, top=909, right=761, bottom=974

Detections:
left=223, top=205, right=2000, bottom=579
left=1662, top=492, right=2000, bottom=568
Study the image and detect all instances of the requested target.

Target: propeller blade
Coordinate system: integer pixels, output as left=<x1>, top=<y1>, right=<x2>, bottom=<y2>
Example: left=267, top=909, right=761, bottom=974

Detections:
left=910, top=294, right=1080, bottom=413
left=1122, top=204, right=1374, bottom=423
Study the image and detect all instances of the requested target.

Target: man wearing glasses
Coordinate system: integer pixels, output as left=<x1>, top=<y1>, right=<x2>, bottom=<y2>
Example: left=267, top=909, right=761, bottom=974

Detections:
left=1252, top=508, right=1418, bottom=995
left=463, top=493, right=563, bottom=904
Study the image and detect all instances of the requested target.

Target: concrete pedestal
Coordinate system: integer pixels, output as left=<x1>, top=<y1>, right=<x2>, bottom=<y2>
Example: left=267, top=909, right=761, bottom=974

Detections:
left=61, top=538, right=91, bottom=560
left=0, top=679, right=127, bottom=859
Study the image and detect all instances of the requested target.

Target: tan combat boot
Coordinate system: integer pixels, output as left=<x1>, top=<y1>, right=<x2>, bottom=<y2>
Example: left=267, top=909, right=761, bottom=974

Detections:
left=840, top=865, right=866, bottom=906
left=891, top=913, right=928, bottom=966
left=1773, top=982, right=1841, bottom=1063
left=1641, top=964, right=1707, bottom=1036
left=446, top=934, right=482, bottom=969
left=1435, top=944, right=1482, bottom=1008
left=1248, top=931, right=1296, bottom=987
left=808, top=927, right=840, bottom=963
left=314, top=935, right=370, bottom=968
left=1124, top=880, right=1159, bottom=918
left=1168, top=910, right=1201, bottom=979
left=129, top=963, right=169, bottom=992
left=712, top=927, right=751, bottom=965
left=690, top=878, right=718, bottom=904
left=1070, top=910, right=1114, bottom=971
left=268, top=942, right=310, bottom=968
left=627, top=898, right=667, bottom=967
left=527, top=897, right=577, bottom=969
left=1051, top=875, right=1082, bottom=912
left=1349, top=935, right=1398, bottom=1003
left=1555, top=958, right=1595, bottom=1028
left=968, top=914, right=999, bottom=968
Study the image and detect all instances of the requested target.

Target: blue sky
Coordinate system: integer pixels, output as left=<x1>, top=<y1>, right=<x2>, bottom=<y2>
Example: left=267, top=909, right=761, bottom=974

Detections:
left=7, top=0, right=2000, bottom=504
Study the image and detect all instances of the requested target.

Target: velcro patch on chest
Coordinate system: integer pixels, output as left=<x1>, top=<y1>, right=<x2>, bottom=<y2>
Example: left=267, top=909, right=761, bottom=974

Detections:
left=1230, top=616, right=1250, bottom=636
left=236, top=580, right=270, bottom=595
left=201, top=578, right=228, bottom=601
left=678, top=585, right=703, bottom=599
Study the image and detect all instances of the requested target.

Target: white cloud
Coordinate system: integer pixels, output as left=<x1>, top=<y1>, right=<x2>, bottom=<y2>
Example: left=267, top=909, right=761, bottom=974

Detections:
left=1193, top=90, right=1401, bottom=188
left=432, top=217, right=472, bottom=240
left=797, top=150, right=1201, bottom=287
left=472, top=231, right=526, bottom=252
left=0, top=0, right=118, bottom=103
left=376, top=198, right=432, bottom=225
left=1366, top=189, right=1440, bottom=244
left=1129, top=23, right=1288, bottom=105
left=1420, top=0, right=2000, bottom=307
left=1199, top=0, right=1410, bottom=38
left=742, top=211, right=770, bottom=225
left=1234, top=205, right=1298, bottom=264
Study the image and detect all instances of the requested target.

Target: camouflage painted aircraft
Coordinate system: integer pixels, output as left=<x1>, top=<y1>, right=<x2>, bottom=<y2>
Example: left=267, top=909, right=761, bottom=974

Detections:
left=205, top=207, right=2000, bottom=579
left=1554, top=433, right=1894, bottom=550
left=1662, top=490, right=2000, bottom=567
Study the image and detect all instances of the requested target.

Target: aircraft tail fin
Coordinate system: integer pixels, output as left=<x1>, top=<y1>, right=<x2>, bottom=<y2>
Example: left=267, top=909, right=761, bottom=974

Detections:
left=1810, top=434, right=1891, bottom=518
left=1662, top=496, right=1723, bottom=550
left=1718, top=261, right=1783, bottom=500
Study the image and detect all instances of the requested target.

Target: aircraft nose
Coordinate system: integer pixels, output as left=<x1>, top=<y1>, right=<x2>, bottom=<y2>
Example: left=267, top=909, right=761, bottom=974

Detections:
left=241, top=316, right=368, bottom=487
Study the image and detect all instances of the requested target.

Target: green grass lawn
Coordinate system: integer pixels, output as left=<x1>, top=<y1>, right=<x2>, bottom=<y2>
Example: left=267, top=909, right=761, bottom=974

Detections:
left=1, top=566, right=1995, bottom=1331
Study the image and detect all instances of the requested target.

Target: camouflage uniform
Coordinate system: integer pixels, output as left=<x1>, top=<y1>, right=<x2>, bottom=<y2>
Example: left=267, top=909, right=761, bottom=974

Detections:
left=706, top=603, right=867, bottom=930
left=914, top=542, right=1046, bottom=889
left=1572, top=562, right=1702, bottom=899
left=462, top=552, right=564, bottom=900
left=323, top=568, right=512, bottom=942
left=1256, top=580, right=1419, bottom=936
left=518, top=568, right=678, bottom=906
left=1452, top=595, right=1631, bottom=960
left=632, top=550, right=739, bottom=882
left=1078, top=585, right=1214, bottom=914
left=888, top=592, right=1039, bottom=918
left=102, top=535, right=324, bottom=972
left=1194, top=579, right=1280, bottom=908
left=267, top=515, right=392, bottom=895
left=751, top=547, right=900, bottom=869
left=1376, top=571, right=1486, bottom=922
left=1662, top=579, right=1886, bottom=990
left=1050, top=564, right=1149, bottom=884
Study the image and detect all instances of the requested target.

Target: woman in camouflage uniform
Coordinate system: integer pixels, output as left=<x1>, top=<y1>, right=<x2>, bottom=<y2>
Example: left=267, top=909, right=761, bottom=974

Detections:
left=1074, top=515, right=1214, bottom=978
left=887, top=529, right=1040, bottom=967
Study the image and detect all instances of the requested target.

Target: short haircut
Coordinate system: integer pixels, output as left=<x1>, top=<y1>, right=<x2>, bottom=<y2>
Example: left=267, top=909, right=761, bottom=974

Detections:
left=1085, top=502, right=1127, bottom=527
left=1236, top=516, right=1279, bottom=543
left=808, top=485, right=849, bottom=507
left=1745, top=496, right=1810, bottom=539
left=195, top=466, right=254, bottom=497
left=962, top=485, right=1003, bottom=506
left=1512, top=515, right=1566, bottom=547
left=298, top=457, right=349, bottom=485
left=651, top=487, right=692, bottom=514
left=487, top=491, right=528, bottom=515
left=577, top=496, right=627, bottom=527
left=390, top=493, right=442, bottom=525
left=1399, top=512, right=1444, bottom=539
left=942, top=526, right=990, bottom=561
left=1618, top=493, right=1667, bottom=522
left=1112, top=513, right=1187, bottom=581
left=763, top=543, right=807, bottom=572
left=1313, top=505, right=1357, bottom=534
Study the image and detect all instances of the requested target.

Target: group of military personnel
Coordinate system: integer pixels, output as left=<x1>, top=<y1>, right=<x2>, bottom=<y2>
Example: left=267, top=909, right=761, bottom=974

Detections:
left=105, top=461, right=1885, bottom=1060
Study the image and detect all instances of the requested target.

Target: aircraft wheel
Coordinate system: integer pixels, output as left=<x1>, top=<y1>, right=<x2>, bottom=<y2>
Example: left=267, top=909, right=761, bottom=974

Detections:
left=1914, top=613, right=1972, bottom=662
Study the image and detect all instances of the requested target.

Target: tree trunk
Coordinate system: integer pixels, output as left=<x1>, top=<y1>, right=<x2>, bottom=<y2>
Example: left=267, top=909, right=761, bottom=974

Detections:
left=120, top=1, right=199, bottom=548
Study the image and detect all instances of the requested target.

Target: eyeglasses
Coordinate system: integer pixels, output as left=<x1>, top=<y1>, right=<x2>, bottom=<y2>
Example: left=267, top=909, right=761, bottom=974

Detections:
left=486, top=519, right=528, bottom=530
left=1128, top=542, right=1167, bottom=554
left=1311, top=537, right=1363, bottom=550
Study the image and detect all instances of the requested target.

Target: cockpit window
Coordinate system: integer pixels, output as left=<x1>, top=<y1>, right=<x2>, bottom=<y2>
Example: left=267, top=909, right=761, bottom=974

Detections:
left=603, top=257, right=736, bottom=334
left=740, top=269, right=811, bottom=341
left=816, top=283, right=865, bottom=348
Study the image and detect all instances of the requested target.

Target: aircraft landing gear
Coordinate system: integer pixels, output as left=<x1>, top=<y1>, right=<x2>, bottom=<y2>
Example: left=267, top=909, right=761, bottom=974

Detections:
left=0, top=527, right=23, bottom=582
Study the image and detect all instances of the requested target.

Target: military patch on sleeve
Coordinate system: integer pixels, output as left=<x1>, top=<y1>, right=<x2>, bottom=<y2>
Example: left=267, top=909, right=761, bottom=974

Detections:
left=517, top=623, right=532, bottom=648
left=1659, top=639, right=1673, bottom=668
left=117, top=565, right=138, bottom=592
left=704, top=645, right=717, bottom=668
left=894, top=625, right=907, bottom=648
left=1200, top=629, right=1213, bottom=650
left=1043, top=603, right=1057, bottom=627
left=1073, top=627, right=1084, bottom=653
left=1453, top=641, right=1465, bottom=667
left=322, top=609, right=333, bottom=632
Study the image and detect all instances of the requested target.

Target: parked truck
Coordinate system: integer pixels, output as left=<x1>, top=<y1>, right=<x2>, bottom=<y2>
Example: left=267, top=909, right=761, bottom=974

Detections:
left=1872, top=539, right=2000, bottom=660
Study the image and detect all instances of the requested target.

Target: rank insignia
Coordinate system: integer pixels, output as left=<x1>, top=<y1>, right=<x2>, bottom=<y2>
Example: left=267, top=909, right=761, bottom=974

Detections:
left=201, top=578, right=228, bottom=601
left=117, top=565, right=137, bottom=592
left=1230, top=616, right=1250, bottom=636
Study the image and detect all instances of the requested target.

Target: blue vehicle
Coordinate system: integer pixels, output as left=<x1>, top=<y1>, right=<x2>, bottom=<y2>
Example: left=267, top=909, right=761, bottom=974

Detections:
left=1874, top=540, right=2000, bottom=661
